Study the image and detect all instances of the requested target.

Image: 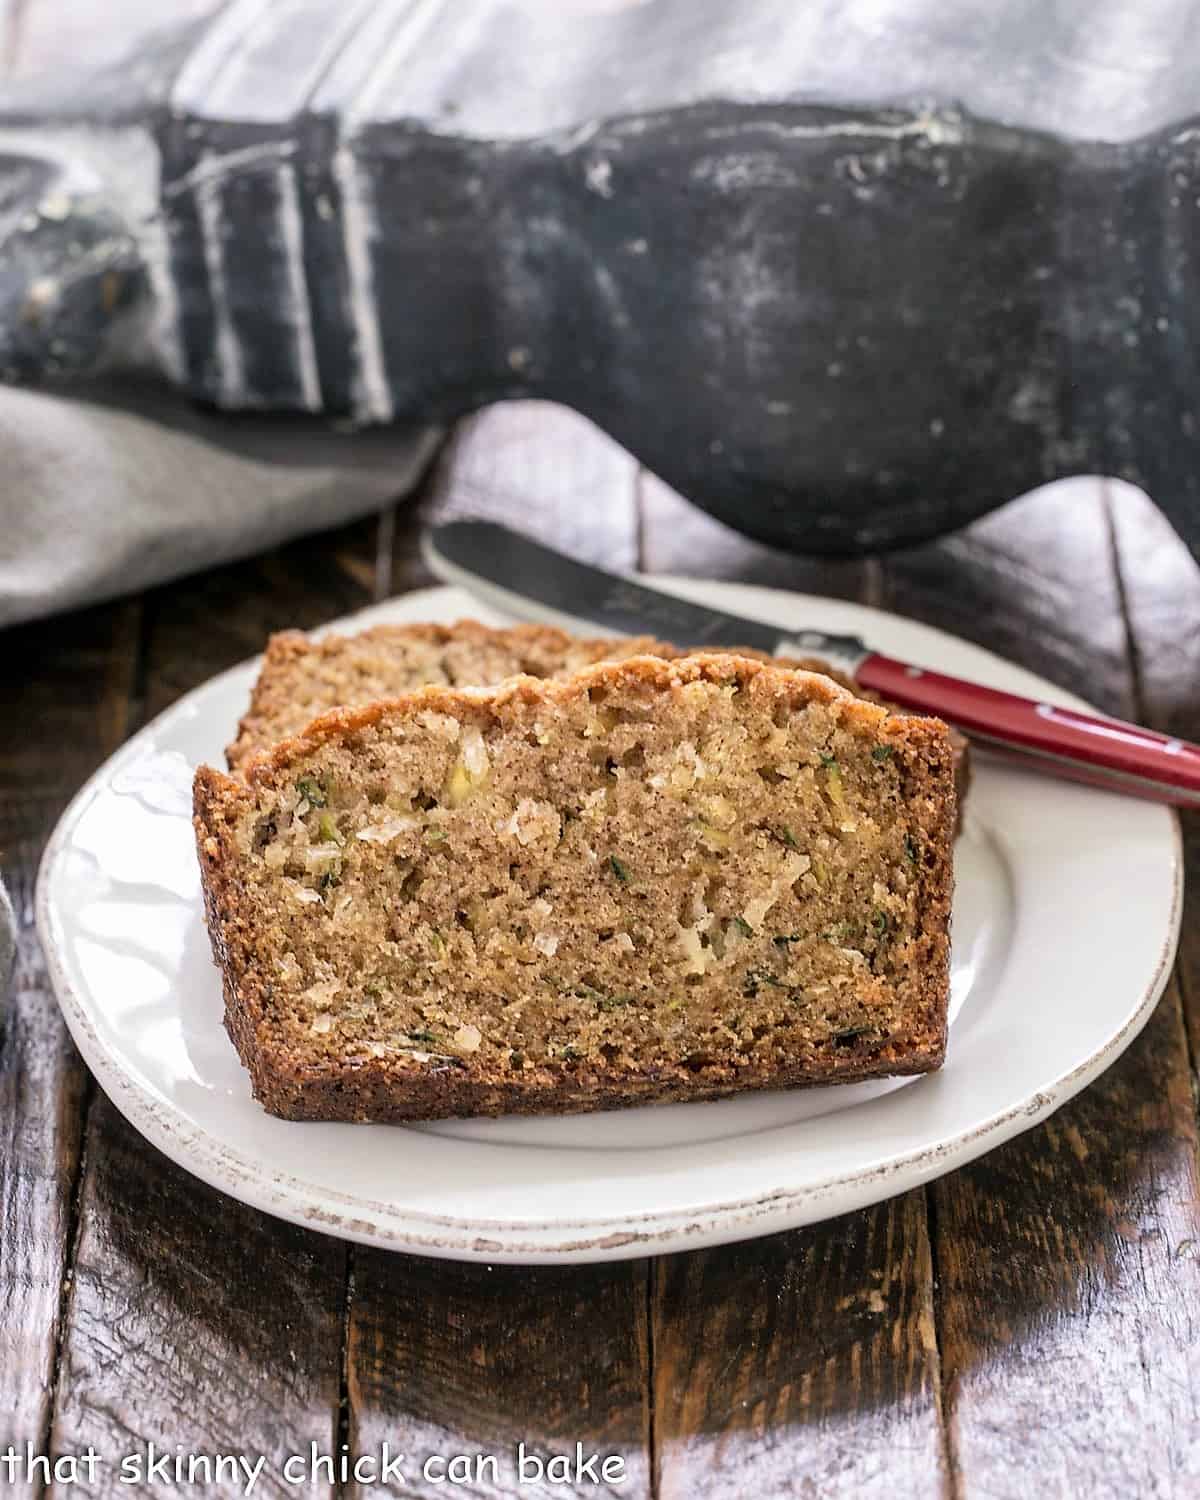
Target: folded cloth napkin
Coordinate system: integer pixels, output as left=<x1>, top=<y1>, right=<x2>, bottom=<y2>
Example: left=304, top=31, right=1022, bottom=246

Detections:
left=0, top=378, right=440, bottom=1004
left=0, top=378, right=441, bottom=629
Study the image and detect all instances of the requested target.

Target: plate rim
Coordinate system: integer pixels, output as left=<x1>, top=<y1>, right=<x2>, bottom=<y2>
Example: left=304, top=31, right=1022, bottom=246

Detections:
left=35, top=581, right=1184, bottom=1262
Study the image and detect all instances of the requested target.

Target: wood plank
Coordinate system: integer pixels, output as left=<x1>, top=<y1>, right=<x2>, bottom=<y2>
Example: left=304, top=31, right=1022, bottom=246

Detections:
left=2, top=0, right=29, bottom=75
left=882, top=478, right=1200, bottom=1496
left=45, top=516, right=389, bottom=1497
left=50, top=1096, right=344, bottom=1499
left=3, top=0, right=219, bottom=80
left=0, top=600, right=140, bottom=1496
left=933, top=984, right=1200, bottom=1497
left=639, top=468, right=948, bottom=1498
left=1104, top=479, right=1200, bottom=1039
left=348, top=1253, right=651, bottom=1499
left=652, top=1193, right=948, bottom=1498
left=348, top=401, right=652, bottom=1500
left=395, top=399, right=641, bottom=596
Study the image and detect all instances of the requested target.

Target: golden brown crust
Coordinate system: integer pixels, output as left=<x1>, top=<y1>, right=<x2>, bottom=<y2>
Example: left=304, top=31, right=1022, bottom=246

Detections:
left=218, top=1034, right=948, bottom=1123
left=236, top=653, right=900, bottom=786
left=197, top=654, right=955, bottom=1124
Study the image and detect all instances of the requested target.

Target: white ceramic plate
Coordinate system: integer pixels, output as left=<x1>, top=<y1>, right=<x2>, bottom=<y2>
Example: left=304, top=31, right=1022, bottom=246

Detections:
left=37, top=582, right=1182, bottom=1263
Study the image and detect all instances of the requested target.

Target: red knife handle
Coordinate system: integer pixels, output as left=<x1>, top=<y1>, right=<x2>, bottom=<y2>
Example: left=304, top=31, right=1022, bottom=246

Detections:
left=855, top=652, right=1200, bottom=807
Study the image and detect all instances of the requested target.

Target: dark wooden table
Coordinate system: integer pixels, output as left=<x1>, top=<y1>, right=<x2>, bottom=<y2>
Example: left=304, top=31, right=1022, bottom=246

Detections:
left=3, top=399, right=1199, bottom=1499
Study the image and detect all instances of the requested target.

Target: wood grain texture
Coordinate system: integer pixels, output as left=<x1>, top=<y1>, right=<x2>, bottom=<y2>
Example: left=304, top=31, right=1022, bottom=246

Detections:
left=50, top=1096, right=344, bottom=1499
left=1105, top=480, right=1200, bottom=1050
left=883, top=477, right=1200, bottom=1497
left=44, top=517, right=390, bottom=1497
left=398, top=400, right=641, bottom=591
left=933, top=986, right=1200, bottom=1498
left=639, top=463, right=948, bottom=1500
left=347, top=399, right=652, bottom=1500
left=652, top=1192, right=948, bottom=1499
left=348, top=1254, right=651, bottom=1499
left=0, top=600, right=140, bottom=1497
left=2, top=0, right=218, bottom=80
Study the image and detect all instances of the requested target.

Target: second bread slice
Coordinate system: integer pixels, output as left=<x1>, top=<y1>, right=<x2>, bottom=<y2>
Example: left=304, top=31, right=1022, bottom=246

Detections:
left=227, top=621, right=672, bottom=769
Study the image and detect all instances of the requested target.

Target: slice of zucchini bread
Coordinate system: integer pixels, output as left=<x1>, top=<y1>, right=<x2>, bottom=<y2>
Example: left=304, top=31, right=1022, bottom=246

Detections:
left=227, top=620, right=971, bottom=814
left=195, top=654, right=956, bottom=1123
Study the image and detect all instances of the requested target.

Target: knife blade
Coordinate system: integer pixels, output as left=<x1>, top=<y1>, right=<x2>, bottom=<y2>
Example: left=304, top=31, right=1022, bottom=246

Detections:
left=423, top=520, right=869, bottom=672
left=424, top=519, right=1200, bottom=808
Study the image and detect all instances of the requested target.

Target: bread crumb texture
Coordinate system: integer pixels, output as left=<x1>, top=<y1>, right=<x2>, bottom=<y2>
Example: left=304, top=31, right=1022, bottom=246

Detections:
left=228, top=619, right=971, bottom=815
left=196, top=654, right=956, bottom=1122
